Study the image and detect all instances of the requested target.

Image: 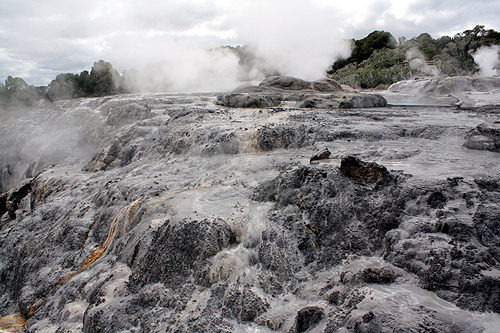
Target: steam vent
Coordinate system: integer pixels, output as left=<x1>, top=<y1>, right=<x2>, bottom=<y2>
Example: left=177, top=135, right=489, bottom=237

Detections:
left=2, top=75, right=500, bottom=332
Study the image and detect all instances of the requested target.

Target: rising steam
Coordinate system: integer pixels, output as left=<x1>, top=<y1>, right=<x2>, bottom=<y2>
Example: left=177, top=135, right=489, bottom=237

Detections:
left=120, top=45, right=241, bottom=93
left=229, top=0, right=351, bottom=82
left=472, top=45, right=500, bottom=77
left=108, top=0, right=351, bottom=92
left=406, top=47, right=439, bottom=76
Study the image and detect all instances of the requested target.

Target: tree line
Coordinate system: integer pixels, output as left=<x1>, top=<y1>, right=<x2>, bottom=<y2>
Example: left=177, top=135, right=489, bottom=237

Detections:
left=1, top=25, right=499, bottom=108
left=328, top=25, right=500, bottom=89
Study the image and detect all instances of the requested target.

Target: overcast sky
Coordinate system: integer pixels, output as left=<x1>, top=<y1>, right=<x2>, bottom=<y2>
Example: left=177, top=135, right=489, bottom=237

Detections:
left=1, top=0, right=499, bottom=87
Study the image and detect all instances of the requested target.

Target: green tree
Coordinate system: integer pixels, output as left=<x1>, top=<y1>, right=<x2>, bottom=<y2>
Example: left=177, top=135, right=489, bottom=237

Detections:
left=45, top=60, right=125, bottom=100
left=329, top=31, right=397, bottom=73
left=0, top=76, right=43, bottom=106
left=46, top=73, right=79, bottom=101
left=87, top=60, right=121, bottom=97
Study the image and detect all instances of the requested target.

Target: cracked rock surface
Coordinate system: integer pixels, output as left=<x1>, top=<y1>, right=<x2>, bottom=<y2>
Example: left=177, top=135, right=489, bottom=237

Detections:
left=1, top=90, right=500, bottom=332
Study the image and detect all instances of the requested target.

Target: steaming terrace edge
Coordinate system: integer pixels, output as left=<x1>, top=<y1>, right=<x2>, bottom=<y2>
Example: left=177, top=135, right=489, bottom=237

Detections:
left=1, top=80, right=500, bottom=331
left=215, top=76, right=387, bottom=109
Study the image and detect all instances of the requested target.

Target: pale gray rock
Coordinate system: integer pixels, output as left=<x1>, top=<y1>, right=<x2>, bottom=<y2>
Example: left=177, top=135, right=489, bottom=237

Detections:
left=0, top=92, right=499, bottom=332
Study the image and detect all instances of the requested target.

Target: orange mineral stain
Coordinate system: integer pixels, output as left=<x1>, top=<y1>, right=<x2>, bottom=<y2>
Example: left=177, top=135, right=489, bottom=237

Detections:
left=0, top=313, right=26, bottom=333
left=56, top=197, right=145, bottom=287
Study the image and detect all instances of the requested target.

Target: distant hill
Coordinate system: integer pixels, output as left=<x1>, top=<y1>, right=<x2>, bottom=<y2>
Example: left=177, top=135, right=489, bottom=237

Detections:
left=328, top=25, right=500, bottom=89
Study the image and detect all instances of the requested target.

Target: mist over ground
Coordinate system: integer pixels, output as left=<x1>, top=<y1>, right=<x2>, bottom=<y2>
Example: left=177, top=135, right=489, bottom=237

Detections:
left=104, top=0, right=352, bottom=93
left=2, top=0, right=500, bottom=89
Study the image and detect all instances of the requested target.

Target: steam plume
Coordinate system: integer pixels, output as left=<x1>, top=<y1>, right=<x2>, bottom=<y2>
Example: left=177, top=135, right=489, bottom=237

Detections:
left=229, top=0, right=351, bottom=81
left=472, top=45, right=500, bottom=77
left=406, top=48, right=439, bottom=76
left=107, top=0, right=351, bottom=92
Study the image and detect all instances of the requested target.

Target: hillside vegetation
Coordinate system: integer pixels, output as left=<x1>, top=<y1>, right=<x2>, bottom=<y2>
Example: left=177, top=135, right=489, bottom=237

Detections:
left=1, top=25, right=499, bottom=107
left=328, top=25, right=500, bottom=89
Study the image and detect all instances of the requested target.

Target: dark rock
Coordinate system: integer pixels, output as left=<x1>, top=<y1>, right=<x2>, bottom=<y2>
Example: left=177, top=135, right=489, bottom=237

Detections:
left=361, top=311, right=375, bottom=323
left=256, top=124, right=312, bottom=151
left=340, top=156, right=391, bottom=185
left=3, top=179, right=33, bottom=220
left=200, top=131, right=240, bottom=156
left=436, top=218, right=475, bottom=242
left=310, top=148, right=332, bottom=163
left=0, top=192, right=7, bottom=219
left=338, top=94, right=387, bottom=108
left=456, top=275, right=500, bottom=313
left=357, top=267, right=396, bottom=284
left=222, top=285, right=269, bottom=322
left=299, top=97, right=339, bottom=109
left=295, top=306, right=324, bottom=332
left=475, top=177, right=500, bottom=192
left=474, top=204, right=500, bottom=258
left=215, top=93, right=282, bottom=108
left=464, top=120, right=500, bottom=153
left=463, top=134, right=498, bottom=152
left=427, top=191, right=447, bottom=209
left=259, top=76, right=312, bottom=91
left=254, top=163, right=404, bottom=269
left=129, top=218, right=235, bottom=288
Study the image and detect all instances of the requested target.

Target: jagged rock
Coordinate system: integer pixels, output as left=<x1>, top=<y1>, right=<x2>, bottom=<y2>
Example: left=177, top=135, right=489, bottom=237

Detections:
left=3, top=179, right=33, bottom=220
left=222, top=285, right=269, bottom=322
left=310, top=148, right=332, bottom=163
left=0, top=192, right=7, bottom=220
left=129, top=218, right=235, bottom=288
left=356, top=267, right=397, bottom=284
left=254, top=162, right=404, bottom=267
left=1, top=92, right=500, bottom=332
left=340, top=156, right=391, bottom=184
left=294, top=306, right=324, bottom=332
left=474, top=204, right=500, bottom=260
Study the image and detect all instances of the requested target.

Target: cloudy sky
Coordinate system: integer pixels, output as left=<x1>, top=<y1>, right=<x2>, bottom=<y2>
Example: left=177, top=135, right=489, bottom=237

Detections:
left=1, top=0, right=499, bottom=88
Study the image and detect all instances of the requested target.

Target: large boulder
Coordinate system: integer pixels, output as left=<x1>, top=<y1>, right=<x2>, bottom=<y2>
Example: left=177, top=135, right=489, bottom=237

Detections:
left=217, top=76, right=387, bottom=109
left=255, top=76, right=344, bottom=93
left=338, top=94, right=387, bottom=108
left=128, top=218, right=235, bottom=288
left=259, top=76, right=312, bottom=91
left=464, top=119, right=500, bottom=153
left=215, top=93, right=282, bottom=108
left=340, top=156, right=392, bottom=185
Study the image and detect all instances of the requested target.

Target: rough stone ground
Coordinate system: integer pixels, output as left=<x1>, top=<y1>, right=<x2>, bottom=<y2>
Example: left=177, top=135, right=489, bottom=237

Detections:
left=1, top=84, right=500, bottom=332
